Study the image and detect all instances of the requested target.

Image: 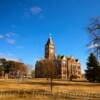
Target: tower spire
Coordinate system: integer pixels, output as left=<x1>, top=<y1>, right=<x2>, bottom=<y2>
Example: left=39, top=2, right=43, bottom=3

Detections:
left=46, top=33, right=54, bottom=45
left=45, top=34, right=55, bottom=59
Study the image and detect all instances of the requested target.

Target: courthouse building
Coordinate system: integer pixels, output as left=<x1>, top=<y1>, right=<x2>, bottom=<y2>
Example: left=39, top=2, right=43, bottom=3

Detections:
left=35, top=36, right=81, bottom=80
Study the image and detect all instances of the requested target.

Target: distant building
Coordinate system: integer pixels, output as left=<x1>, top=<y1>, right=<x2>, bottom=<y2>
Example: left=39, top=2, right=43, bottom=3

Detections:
left=35, top=36, right=81, bottom=80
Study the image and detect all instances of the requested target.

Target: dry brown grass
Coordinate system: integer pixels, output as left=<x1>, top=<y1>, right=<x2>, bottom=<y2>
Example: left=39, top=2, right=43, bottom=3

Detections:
left=0, top=78, right=100, bottom=100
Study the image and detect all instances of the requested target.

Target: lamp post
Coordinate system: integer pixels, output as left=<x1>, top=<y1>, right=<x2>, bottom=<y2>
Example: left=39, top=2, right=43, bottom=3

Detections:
left=0, top=61, right=4, bottom=78
left=0, top=62, right=3, bottom=66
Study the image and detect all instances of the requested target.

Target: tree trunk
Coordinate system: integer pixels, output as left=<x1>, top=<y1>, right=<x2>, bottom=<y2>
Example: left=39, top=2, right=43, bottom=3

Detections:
left=50, top=77, right=53, bottom=93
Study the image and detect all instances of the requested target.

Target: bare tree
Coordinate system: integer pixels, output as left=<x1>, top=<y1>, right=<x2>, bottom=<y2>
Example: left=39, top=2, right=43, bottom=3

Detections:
left=7, top=61, right=28, bottom=79
left=87, top=16, right=100, bottom=62
left=45, top=60, right=55, bottom=93
left=35, top=59, right=58, bottom=93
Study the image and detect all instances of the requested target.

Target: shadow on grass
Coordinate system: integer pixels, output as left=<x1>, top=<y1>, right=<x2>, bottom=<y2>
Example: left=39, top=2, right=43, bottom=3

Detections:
left=20, top=79, right=100, bottom=87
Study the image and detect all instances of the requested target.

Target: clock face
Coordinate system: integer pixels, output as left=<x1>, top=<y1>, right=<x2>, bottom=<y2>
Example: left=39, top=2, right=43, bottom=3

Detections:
left=50, top=49, right=53, bottom=53
left=62, top=61, right=66, bottom=64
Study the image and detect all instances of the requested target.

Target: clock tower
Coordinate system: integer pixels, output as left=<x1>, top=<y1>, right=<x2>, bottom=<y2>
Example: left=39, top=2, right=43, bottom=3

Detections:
left=45, top=35, right=55, bottom=59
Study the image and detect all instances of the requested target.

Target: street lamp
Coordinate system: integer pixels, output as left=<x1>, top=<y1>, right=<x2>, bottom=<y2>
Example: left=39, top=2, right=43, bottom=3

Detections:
left=0, top=61, right=4, bottom=78
left=0, top=62, right=3, bottom=66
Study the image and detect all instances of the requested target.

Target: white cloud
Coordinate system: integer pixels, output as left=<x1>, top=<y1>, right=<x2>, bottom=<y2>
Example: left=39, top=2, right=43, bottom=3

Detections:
left=7, top=58, right=22, bottom=62
left=24, top=6, right=44, bottom=18
left=6, top=38, right=16, bottom=45
left=0, top=56, right=22, bottom=62
left=5, top=32, right=17, bottom=45
left=0, top=52, right=22, bottom=62
left=0, top=35, right=4, bottom=39
left=0, top=32, right=17, bottom=45
left=30, top=6, right=42, bottom=15
left=5, top=32, right=16, bottom=38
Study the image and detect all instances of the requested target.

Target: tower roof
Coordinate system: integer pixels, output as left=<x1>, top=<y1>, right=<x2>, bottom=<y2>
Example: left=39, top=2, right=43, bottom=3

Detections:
left=46, top=35, right=54, bottom=45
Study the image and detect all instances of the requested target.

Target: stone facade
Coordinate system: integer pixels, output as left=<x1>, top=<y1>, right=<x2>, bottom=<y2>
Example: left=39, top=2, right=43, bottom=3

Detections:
left=59, top=56, right=81, bottom=79
left=35, top=36, right=81, bottom=80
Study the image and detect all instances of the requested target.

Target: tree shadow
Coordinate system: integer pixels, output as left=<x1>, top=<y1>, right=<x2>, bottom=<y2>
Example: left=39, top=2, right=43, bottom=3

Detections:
left=20, top=79, right=100, bottom=87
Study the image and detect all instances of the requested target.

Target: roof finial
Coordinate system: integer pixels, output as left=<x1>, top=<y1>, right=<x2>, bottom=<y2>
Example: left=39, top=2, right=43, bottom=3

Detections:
left=46, top=33, right=54, bottom=45
left=49, top=33, right=52, bottom=38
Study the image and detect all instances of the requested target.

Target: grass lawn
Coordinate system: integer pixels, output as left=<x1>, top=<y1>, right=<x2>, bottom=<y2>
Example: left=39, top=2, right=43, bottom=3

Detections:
left=0, top=78, right=100, bottom=100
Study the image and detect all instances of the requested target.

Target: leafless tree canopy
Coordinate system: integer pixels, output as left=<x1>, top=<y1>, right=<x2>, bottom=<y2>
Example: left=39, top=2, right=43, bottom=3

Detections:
left=0, top=58, right=28, bottom=78
left=87, top=16, right=100, bottom=62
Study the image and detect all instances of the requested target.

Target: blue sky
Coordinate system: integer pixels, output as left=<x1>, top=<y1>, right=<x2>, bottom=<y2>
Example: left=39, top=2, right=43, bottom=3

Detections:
left=0, top=0, right=100, bottom=72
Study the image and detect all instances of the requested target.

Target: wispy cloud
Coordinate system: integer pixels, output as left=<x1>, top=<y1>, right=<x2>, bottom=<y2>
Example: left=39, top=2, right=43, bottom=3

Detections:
left=0, top=35, right=4, bottom=39
left=0, top=32, right=25, bottom=48
left=30, top=6, right=42, bottom=15
left=6, top=32, right=16, bottom=38
left=0, top=52, right=23, bottom=62
left=5, top=32, right=16, bottom=45
left=0, top=32, right=16, bottom=45
left=6, top=38, right=16, bottom=45
left=24, top=6, right=43, bottom=18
